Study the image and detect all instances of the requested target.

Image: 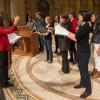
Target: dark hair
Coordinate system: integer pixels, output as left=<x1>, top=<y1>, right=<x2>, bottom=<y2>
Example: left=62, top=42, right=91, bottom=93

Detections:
left=55, top=15, right=60, bottom=23
left=69, top=11, right=76, bottom=18
left=60, top=14, right=68, bottom=20
left=28, top=15, right=33, bottom=19
left=0, top=16, right=5, bottom=27
left=79, top=9, right=91, bottom=22
left=92, top=13, right=100, bottom=34
left=60, top=14, right=69, bottom=24
left=36, top=12, right=42, bottom=17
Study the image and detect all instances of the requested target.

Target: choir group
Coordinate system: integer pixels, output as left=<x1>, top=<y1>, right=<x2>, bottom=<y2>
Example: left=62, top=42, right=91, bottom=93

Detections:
left=0, top=8, right=100, bottom=98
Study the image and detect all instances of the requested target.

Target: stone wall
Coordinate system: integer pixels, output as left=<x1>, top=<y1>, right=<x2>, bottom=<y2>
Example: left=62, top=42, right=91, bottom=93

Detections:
left=0, top=0, right=100, bottom=25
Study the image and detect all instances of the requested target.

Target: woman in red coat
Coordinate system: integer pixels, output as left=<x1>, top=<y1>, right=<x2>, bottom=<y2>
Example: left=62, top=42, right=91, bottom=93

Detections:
left=68, top=11, right=77, bottom=64
left=0, top=16, right=20, bottom=88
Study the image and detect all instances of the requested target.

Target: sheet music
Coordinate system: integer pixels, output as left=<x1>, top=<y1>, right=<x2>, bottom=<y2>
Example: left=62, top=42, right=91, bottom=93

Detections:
left=36, top=26, right=47, bottom=33
left=55, top=24, right=70, bottom=36
left=8, top=33, right=21, bottom=44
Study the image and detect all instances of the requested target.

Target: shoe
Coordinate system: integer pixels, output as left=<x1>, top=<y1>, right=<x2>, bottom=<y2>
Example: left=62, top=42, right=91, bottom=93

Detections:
left=58, top=70, right=62, bottom=72
left=74, top=84, right=86, bottom=89
left=69, top=58, right=73, bottom=63
left=44, top=60, right=49, bottom=62
left=6, top=83, right=14, bottom=88
left=58, top=70, right=69, bottom=75
left=1, top=83, right=14, bottom=88
left=8, top=78, right=11, bottom=80
left=40, top=51, right=44, bottom=53
left=58, top=71, right=65, bottom=75
left=66, top=71, right=70, bottom=74
left=48, top=61, right=53, bottom=63
left=90, top=69, right=97, bottom=76
left=93, top=71, right=100, bottom=78
left=80, top=92, right=91, bottom=98
left=73, top=60, right=77, bottom=65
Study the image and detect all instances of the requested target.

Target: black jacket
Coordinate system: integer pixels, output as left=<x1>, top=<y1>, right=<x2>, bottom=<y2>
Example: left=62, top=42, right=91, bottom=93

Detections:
left=58, top=23, right=70, bottom=51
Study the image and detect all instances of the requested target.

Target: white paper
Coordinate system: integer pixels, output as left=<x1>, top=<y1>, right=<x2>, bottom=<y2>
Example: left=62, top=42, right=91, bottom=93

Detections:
left=55, top=24, right=70, bottom=36
left=8, top=33, right=21, bottom=44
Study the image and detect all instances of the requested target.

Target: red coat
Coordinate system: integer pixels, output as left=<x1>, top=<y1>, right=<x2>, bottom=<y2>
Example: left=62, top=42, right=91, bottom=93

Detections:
left=70, top=18, right=77, bottom=34
left=0, top=24, right=17, bottom=52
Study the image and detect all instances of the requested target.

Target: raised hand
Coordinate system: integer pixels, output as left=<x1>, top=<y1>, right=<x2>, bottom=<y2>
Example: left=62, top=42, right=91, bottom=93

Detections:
left=14, top=15, right=20, bottom=25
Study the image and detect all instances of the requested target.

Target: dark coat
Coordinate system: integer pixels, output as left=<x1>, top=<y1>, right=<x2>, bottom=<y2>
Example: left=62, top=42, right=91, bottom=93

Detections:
left=58, top=23, right=70, bottom=51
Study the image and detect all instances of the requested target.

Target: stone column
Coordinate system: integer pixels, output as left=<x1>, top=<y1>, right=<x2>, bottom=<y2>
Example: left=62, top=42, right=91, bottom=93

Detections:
left=74, top=0, right=80, bottom=17
left=0, top=0, right=7, bottom=12
left=87, top=0, right=93, bottom=13
left=61, top=0, right=69, bottom=14
left=10, top=0, right=26, bottom=25
left=6, top=0, right=10, bottom=12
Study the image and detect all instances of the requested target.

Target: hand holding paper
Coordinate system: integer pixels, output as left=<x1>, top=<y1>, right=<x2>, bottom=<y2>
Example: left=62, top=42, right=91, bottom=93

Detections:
left=8, top=33, right=21, bottom=44
left=55, top=24, right=70, bottom=36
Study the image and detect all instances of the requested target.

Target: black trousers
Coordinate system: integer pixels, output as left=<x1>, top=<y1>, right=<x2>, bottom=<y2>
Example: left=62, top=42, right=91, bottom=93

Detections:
left=77, top=52, right=91, bottom=92
left=61, top=51, right=69, bottom=73
left=69, top=40, right=77, bottom=60
left=54, top=35, right=59, bottom=52
left=0, top=51, right=8, bottom=84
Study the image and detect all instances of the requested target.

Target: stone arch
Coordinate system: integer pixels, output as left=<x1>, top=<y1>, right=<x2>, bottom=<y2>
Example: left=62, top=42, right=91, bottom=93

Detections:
left=36, top=0, right=54, bottom=18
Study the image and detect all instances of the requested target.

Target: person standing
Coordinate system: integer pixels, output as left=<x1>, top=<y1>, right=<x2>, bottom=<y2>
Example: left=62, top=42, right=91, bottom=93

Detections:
left=58, top=14, right=71, bottom=75
left=54, top=16, right=60, bottom=54
left=68, top=11, right=77, bottom=64
left=36, top=12, right=45, bottom=52
left=36, top=16, right=53, bottom=63
left=27, top=16, right=37, bottom=32
left=65, top=9, right=92, bottom=98
left=91, top=13, right=100, bottom=78
left=0, top=16, right=20, bottom=88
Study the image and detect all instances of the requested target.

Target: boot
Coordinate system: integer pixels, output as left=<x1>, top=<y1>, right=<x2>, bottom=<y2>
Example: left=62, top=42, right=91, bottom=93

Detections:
left=90, top=69, right=97, bottom=76
left=73, top=51, right=77, bottom=65
left=69, top=51, right=73, bottom=63
left=93, top=71, right=100, bottom=78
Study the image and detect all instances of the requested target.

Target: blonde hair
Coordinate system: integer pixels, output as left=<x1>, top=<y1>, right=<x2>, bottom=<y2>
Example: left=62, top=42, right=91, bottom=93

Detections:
left=45, top=16, right=52, bottom=24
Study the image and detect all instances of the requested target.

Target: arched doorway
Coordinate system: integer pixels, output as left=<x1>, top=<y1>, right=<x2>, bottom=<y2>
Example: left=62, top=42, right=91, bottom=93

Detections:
left=38, top=0, right=49, bottom=18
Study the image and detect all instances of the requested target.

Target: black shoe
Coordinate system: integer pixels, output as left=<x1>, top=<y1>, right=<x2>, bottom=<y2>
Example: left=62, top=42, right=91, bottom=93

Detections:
left=74, top=84, right=86, bottom=89
left=69, top=58, right=73, bottom=62
left=66, top=71, right=70, bottom=74
left=40, top=50, right=44, bottom=53
left=73, top=60, right=77, bottom=65
left=8, top=78, right=11, bottom=80
left=6, top=83, right=14, bottom=88
left=48, top=61, right=53, bottom=63
left=1, top=83, right=14, bottom=88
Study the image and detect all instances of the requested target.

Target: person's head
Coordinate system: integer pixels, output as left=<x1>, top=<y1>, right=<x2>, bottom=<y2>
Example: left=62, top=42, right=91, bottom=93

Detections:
left=91, top=13, right=99, bottom=23
left=69, top=11, right=76, bottom=20
left=60, top=14, right=68, bottom=24
left=28, top=16, right=33, bottom=22
left=78, top=9, right=91, bottom=22
left=55, top=16, right=60, bottom=23
left=45, top=16, right=52, bottom=25
left=0, top=16, right=5, bottom=27
left=91, top=13, right=100, bottom=34
left=36, top=12, right=42, bottom=19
